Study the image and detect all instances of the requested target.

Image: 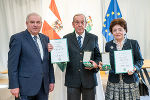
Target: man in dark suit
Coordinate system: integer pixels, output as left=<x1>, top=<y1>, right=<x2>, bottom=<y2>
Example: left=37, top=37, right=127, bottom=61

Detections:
left=63, top=14, right=101, bottom=100
left=8, top=13, right=55, bottom=100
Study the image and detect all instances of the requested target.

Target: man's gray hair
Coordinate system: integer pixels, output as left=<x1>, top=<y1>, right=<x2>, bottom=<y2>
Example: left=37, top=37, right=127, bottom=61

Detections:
left=73, top=13, right=86, bottom=22
left=26, top=12, right=42, bottom=22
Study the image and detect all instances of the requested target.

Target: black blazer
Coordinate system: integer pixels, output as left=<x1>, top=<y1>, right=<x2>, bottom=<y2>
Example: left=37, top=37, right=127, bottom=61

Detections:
left=105, top=39, right=144, bottom=83
left=63, top=30, right=101, bottom=88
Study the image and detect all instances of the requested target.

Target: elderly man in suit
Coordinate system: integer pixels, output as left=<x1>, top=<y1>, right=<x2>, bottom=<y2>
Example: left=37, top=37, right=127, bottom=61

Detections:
left=63, top=14, right=101, bottom=100
left=8, top=12, right=55, bottom=100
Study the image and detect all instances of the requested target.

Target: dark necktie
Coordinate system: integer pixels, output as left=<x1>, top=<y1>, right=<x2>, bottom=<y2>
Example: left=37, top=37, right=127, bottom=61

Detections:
left=33, top=36, right=40, bottom=53
left=78, top=35, right=82, bottom=48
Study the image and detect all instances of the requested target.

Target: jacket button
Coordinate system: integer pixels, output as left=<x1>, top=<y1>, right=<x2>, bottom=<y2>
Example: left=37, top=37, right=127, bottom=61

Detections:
left=80, top=52, right=82, bottom=55
left=78, top=69, right=81, bottom=72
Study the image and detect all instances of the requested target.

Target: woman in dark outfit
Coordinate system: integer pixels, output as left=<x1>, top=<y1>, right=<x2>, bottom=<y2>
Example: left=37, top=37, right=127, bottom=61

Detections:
left=100, top=18, right=144, bottom=100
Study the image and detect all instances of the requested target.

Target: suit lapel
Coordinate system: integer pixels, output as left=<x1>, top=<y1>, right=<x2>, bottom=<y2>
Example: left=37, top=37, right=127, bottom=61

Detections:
left=71, top=32, right=81, bottom=49
left=122, top=39, right=130, bottom=50
left=109, top=41, right=117, bottom=51
left=81, top=31, right=90, bottom=50
left=24, top=30, right=41, bottom=58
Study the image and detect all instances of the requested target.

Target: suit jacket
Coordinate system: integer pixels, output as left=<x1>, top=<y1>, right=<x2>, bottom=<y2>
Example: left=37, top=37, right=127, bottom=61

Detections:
left=105, top=39, right=144, bottom=83
left=63, top=30, right=101, bottom=88
left=8, top=30, right=55, bottom=96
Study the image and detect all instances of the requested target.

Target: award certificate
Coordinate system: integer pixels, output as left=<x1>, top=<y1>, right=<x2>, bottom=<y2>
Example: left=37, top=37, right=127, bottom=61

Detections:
left=50, top=38, right=69, bottom=63
left=114, top=50, right=134, bottom=73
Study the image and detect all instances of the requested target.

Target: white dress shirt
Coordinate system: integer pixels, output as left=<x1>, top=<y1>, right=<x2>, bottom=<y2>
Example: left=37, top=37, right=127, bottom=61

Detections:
left=75, top=31, right=85, bottom=47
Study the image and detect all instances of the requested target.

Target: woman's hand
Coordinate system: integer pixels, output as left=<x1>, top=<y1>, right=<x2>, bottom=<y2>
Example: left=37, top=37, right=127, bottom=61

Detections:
left=98, top=61, right=103, bottom=71
left=128, top=67, right=136, bottom=75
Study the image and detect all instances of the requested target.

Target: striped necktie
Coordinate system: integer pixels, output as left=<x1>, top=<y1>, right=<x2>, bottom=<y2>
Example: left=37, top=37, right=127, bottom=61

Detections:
left=78, top=35, right=82, bottom=48
left=33, top=36, right=41, bottom=54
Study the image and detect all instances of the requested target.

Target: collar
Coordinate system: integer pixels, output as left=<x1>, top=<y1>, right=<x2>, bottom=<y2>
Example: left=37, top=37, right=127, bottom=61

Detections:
left=31, top=34, right=40, bottom=39
left=113, top=37, right=128, bottom=50
left=75, top=30, right=85, bottom=38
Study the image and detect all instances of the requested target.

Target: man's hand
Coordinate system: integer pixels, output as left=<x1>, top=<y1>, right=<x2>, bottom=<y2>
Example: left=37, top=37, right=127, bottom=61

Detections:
left=48, top=43, right=53, bottom=52
left=84, top=60, right=98, bottom=70
left=49, top=83, right=54, bottom=92
left=10, top=88, right=19, bottom=98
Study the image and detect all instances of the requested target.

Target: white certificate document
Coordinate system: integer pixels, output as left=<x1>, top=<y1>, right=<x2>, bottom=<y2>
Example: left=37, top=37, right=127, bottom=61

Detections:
left=50, top=38, right=69, bottom=63
left=114, top=50, right=134, bottom=73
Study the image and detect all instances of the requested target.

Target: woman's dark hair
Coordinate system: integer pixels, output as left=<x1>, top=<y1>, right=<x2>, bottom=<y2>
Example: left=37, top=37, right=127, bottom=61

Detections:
left=109, top=18, right=127, bottom=33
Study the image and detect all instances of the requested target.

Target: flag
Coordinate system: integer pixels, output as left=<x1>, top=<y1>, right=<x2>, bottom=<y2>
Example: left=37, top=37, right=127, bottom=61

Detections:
left=42, top=0, right=66, bottom=72
left=102, top=0, right=122, bottom=42
left=42, top=0, right=63, bottom=40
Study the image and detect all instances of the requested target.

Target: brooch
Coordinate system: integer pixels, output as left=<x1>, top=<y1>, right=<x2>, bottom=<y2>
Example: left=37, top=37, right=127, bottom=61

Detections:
left=110, top=46, right=114, bottom=49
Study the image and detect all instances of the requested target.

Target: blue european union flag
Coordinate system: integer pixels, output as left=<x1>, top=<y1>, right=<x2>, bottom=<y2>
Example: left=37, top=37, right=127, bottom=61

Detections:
left=102, top=0, right=122, bottom=42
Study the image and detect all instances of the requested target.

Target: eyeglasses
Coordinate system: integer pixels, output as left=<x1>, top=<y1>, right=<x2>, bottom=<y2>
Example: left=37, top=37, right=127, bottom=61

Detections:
left=112, top=28, right=124, bottom=33
left=74, top=21, right=85, bottom=25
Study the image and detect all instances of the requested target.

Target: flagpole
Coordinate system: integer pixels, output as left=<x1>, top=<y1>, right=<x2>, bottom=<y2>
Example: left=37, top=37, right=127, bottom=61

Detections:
left=101, top=0, right=105, bottom=53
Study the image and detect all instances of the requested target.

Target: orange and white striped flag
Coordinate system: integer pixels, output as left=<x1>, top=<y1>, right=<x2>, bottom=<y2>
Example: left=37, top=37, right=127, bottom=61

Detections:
left=42, top=0, right=63, bottom=40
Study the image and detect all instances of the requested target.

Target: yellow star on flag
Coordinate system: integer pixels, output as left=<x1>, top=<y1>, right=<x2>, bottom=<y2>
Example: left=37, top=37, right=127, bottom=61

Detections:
left=117, top=12, right=120, bottom=15
left=103, top=24, right=106, bottom=27
left=105, top=29, right=108, bottom=32
left=107, top=14, right=110, bottom=17
left=112, top=11, right=114, bottom=15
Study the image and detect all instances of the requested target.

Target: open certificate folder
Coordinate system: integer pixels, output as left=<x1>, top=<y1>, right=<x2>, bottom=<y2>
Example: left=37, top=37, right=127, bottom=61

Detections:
left=101, top=52, right=111, bottom=71
left=50, top=38, right=69, bottom=63
left=114, top=50, right=134, bottom=74
left=83, top=51, right=94, bottom=68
